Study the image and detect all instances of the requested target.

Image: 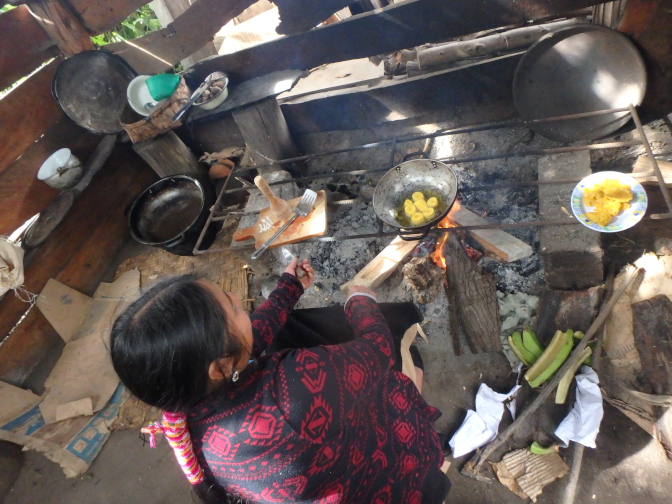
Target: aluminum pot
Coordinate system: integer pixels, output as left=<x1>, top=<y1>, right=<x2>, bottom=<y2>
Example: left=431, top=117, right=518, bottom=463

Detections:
left=513, top=25, right=647, bottom=143
left=373, top=154, right=458, bottom=240
left=128, top=175, right=219, bottom=256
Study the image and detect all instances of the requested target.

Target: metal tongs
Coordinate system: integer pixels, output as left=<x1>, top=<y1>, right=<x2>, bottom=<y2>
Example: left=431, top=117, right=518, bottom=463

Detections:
left=251, top=190, right=317, bottom=260
left=172, top=74, right=214, bottom=122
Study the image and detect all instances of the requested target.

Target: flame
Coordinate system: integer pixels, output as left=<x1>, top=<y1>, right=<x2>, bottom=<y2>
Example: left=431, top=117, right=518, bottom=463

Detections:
left=430, top=199, right=461, bottom=269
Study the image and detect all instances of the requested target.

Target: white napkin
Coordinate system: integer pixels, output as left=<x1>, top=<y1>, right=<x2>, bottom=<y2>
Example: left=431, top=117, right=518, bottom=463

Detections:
left=449, top=382, right=521, bottom=458
left=555, top=366, right=604, bottom=448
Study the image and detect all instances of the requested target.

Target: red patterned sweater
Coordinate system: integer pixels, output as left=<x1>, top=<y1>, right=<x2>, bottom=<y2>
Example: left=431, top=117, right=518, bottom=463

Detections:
left=189, top=274, right=444, bottom=503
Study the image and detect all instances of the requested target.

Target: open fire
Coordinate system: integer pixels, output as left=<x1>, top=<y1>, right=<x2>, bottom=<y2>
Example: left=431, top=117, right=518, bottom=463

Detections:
left=430, top=199, right=461, bottom=269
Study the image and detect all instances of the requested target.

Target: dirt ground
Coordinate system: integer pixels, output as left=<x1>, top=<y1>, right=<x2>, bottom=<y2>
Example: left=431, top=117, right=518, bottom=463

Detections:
left=3, top=111, right=672, bottom=504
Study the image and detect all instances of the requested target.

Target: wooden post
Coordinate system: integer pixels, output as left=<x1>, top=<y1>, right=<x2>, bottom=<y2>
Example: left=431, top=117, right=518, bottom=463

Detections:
left=232, top=98, right=306, bottom=177
left=150, top=0, right=218, bottom=69
left=133, top=131, right=206, bottom=178
left=29, top=0, right=94, bottom=57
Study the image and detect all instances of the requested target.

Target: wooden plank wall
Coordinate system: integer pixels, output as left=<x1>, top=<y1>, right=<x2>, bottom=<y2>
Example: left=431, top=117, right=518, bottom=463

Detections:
left=0, top=5, right=157, bottom=388
left=0, top=5, right=60, bottom=90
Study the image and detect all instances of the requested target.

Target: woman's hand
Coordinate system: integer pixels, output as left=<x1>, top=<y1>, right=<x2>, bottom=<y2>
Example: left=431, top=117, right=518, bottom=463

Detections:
left=284, top=258, right=315, bottom=290
left=347, top=285, right=377, bottom=299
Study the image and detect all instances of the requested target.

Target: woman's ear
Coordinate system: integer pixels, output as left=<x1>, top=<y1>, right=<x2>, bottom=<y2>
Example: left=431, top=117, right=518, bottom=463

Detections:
left=208, top=358, right=234, bottom=381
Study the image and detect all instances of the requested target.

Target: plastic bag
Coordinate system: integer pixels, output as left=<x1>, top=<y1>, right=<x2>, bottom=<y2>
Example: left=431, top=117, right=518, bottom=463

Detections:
left=0, top=238, right=25, bottom=298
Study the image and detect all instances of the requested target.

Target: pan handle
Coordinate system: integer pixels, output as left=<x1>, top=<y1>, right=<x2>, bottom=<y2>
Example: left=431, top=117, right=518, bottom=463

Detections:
left=402, top=151, right=429, bottom=162
left=398, top=227, right=430, bottom=241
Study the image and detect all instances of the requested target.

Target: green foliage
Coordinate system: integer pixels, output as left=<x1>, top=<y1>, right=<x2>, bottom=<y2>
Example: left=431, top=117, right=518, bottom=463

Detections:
left=91, top=5, right=162, bottom=46
left=1, top=4, right=16, bottom=13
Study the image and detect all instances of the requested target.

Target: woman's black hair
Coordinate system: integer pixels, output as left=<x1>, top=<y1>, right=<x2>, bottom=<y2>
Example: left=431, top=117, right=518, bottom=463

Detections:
left=110, top=275, right=245, bottom=412
left=110, top=275, right=249, bottom=504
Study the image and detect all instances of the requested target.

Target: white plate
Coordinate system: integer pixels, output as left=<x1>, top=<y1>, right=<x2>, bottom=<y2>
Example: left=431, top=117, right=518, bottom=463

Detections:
left=570, top=171, right=648, bottom=233
left=127, top=75, right=165, bottom=116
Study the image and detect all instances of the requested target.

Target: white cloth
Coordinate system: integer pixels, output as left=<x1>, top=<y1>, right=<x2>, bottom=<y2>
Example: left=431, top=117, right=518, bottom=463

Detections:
left=555, top=366, right=604, bottom=448
left=449, top=382, right=521, bottom=458
left=0, top=238, right=24, bottom=298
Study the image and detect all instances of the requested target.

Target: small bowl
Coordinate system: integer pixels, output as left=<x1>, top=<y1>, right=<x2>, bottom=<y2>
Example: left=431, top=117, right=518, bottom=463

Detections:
left=127, top=75, right=165, bottom=116
left=195, top=72, right=229, bottom=111
left=38, top=148, right=83, bottom=190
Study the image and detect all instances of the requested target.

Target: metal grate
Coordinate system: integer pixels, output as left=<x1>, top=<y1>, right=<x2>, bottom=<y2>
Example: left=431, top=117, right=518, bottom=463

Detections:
left=193, top=106, right=672, bottom=255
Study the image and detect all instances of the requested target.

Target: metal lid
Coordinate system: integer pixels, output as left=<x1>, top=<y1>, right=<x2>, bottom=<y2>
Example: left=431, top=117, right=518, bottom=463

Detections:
left=53, top=51, right=137, bottom=134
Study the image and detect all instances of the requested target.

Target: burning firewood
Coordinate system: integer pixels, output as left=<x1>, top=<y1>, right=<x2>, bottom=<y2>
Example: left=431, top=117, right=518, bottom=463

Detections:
left=402, top=257, right=444, bottom=304
left=445, top=233, right=502, bottom=354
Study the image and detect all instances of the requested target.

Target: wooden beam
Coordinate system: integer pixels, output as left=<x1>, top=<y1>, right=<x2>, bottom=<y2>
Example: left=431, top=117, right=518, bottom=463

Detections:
left=232, top=98, right=305, bottom=176
left=0, top=119, right=99, bottom=237
left=0, top=57, right=64, bottom=176
left=29, top=0, right=94, bottom=57
left=273, top=0, right=353, bottom=35
left=107, top=0, right=256, bottom=74
left=0, top=147, right=153, bottom=384
left=619, top=0, right=672, bottom=119
left=445, top=233, right=501, bottom=353
left=133, top=131, right=206, bottom=178
left=191, top=0, right=606, bottom=82
left=0, top=5, right=59, bottom=91
left=22, top=135, right=118, bottom=249
left=340, top=236, right=417, bottom=292
left=280, top=53, right=519, bottom=134
left=67, top=0, right=147, bottom=35
left=150, top=0, right=218, bottom=69
left=447, top=207, right=533, bottom=262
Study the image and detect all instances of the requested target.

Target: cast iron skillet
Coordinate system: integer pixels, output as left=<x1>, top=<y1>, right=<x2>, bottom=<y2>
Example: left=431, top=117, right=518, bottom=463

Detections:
left=128, top=175, right=219, bottom=256
left=373, top=153, right=458, bottom=241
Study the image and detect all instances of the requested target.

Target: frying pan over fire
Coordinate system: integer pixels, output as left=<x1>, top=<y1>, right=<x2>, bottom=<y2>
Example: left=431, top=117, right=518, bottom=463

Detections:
left=373, top=155, right=458, bottom=240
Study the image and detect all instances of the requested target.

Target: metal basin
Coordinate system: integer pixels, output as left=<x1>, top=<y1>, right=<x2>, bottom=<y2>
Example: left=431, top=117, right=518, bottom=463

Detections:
left=513, top=25, right=647, bottom=143
left=373, top=158, right=458, bottom=231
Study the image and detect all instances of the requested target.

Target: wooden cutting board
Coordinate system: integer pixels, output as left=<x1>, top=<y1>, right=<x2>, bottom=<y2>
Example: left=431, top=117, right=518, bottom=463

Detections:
left=233, top=190, right=327, bottom=249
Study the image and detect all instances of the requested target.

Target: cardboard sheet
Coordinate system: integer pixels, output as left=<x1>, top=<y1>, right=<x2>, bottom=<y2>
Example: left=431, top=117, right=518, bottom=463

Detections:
left=39, top=270, right=139, bottom=425
left=0, top=384, right=128, bottom=478
left=36, top=279, right=92, bottom=343
left=0, top=381, right=42, bottom=426
left=399, top=323, right=428, bottom=387
left=493, top=449, right=569, bottom=502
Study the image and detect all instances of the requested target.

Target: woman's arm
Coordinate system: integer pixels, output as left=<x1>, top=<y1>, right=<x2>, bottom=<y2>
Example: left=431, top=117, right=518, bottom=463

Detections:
left=250, top=273, right=303, bottom=357
left=249, top=258, right=315, bottom=357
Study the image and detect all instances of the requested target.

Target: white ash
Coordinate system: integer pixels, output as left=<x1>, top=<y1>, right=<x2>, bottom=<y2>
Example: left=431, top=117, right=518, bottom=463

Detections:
left=497, top=290, right=540, bottom=370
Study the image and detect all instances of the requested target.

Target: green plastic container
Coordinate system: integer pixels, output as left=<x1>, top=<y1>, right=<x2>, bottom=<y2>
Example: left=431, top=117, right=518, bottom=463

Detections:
left=146, top=74, right=180, bottom=101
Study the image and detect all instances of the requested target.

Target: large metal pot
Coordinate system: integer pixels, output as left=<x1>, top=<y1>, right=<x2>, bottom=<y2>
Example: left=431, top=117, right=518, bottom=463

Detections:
left=513, top=25, right=647, bottom=143
left=373, top=156, right=458, bottom=240
left=128, top=175, right=218, bottom=256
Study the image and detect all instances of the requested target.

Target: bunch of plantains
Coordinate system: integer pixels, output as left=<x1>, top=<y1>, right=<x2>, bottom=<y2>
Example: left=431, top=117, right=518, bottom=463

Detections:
left=508, top=327, right=592, bottom=404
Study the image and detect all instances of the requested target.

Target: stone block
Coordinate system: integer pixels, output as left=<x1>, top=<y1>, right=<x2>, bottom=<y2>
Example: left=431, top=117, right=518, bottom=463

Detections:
left=538, top=151, right=603, bottom=289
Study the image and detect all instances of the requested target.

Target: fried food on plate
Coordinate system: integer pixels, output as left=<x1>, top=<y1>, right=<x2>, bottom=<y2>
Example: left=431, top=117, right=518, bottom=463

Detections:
left=583, top=179, right=633, bottom=227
